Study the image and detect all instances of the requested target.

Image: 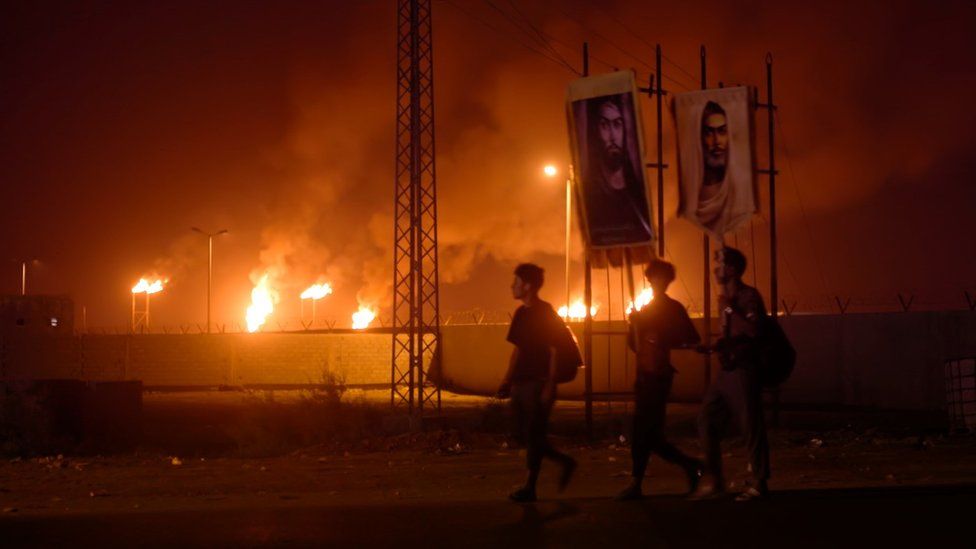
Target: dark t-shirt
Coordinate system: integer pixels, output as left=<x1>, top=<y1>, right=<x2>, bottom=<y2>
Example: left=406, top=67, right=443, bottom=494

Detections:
left=628, top=293, right=700, bottom=374
left=722, top=284, right=767, bottom=339
left=506, top=301, right=563, bottom=383
left=717, top=284, right=768, bottom=371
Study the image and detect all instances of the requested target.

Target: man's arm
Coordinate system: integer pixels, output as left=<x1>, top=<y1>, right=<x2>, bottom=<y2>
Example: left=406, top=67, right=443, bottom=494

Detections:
left=724, top=289, right=762, bottom=338
left=541, top=345, right=558, bottom=405
left=497, top=347, right=519, bottom=398
left=673, top=304, right=702, bottom=349
left=541, top=310, right=564, bottom=404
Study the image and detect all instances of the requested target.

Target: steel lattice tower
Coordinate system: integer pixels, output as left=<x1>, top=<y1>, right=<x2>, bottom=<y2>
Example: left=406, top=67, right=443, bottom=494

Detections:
left=392, top=0, right=440, bottom=413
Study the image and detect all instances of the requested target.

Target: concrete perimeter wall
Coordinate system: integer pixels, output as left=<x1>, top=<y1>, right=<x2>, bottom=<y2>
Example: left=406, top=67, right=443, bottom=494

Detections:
left=2, top=311, right=975, bottom=409
left=0, top=332, right=390, bottom=388
left=437, top=311, right=976, bottom=411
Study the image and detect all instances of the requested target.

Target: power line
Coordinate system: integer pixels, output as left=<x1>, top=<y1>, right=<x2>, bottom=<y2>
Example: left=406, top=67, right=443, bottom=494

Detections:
left=441, top=0, right=580, bottom=75
left=774, top=110, right=833, bottom=297
left=481, top=0, right=578, bottom=74
left=484, top=0, right=648, bottom=82
left=500, top=0, right=571, bottom=68
left=587, top=3, right=699, bottom=89
left=556, top=4, right=691, bottom=91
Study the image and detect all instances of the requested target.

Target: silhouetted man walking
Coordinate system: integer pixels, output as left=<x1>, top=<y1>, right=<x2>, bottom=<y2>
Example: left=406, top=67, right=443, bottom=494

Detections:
left=693, top=247, right=770, bottom=501
left=497, top=263, right=577, bottom=502
left=617, top=260, right=703, bottom=500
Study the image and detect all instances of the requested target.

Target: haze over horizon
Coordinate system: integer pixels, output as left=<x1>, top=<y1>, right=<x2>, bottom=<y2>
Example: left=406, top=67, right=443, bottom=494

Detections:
left=2, top=0, right=974, bottom=329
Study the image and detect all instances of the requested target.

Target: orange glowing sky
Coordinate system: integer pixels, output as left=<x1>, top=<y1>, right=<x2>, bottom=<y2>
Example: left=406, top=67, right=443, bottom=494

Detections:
left=1, top=0, right=974, bottom=328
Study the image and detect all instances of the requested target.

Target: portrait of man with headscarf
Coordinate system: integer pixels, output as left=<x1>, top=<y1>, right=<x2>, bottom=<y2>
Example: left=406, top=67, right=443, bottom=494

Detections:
left=673, top=86, right=757, bottom=238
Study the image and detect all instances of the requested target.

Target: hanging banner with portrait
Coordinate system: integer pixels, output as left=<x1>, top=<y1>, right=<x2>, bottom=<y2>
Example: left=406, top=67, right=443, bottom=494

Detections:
left=567, top=71, right=654, bottom=264
left=673, top=86, right=757, bottom=238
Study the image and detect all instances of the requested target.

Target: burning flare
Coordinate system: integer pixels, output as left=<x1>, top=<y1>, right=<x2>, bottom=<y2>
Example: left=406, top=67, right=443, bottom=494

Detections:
left=351, top=305, right=377, bottom=330
left=558, top=300, right=598, bottom=321
left=625, top=287, right=655, bottom=315
left=300, top=282, right=333, bottom=300
left=132, top=278, right=165, bottom=294
left=245, top=274, right=277, bottom=333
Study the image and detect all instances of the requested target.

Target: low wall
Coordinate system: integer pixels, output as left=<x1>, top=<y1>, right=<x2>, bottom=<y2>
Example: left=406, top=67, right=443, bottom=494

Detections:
left=437, top=311, right=976, bottom=410
left=0, top=332, right=390, bottom=388
left=1, top=311, right=974, bottom=410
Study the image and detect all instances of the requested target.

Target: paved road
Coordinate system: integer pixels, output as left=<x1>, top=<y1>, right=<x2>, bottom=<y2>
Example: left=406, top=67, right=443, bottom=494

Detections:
left=2, top=484, right=973, bottom=548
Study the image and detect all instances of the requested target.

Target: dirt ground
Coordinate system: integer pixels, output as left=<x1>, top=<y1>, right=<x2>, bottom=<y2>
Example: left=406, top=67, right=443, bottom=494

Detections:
left=1, top=390, right=974, bottom=546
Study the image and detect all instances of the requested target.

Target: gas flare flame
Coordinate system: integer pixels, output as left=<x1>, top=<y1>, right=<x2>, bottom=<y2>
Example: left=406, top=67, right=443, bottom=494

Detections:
left=245, top=274, right=277, bottom=333
left=131, top=278, right=165, bottom=294
left=558, top=300, right=598, bottom=321
left=351, top=305, right=377, bottom=330
left=625, top=287, right=655, bottom=315
left=300, top=282, right=333, bottom=300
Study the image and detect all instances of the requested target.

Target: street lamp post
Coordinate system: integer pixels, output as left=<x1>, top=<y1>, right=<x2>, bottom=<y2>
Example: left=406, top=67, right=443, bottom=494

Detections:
left=544, top=165, right=572, bottom=310
left=15, top=259, right=37, bottom=296
left=191, top=227, right=229, bottom=334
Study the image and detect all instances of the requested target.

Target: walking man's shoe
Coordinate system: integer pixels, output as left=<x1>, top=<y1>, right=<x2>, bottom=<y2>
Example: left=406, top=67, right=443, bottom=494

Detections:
left=615, top=482, right=643, bottom=501
left=734, top=482, right=769, bottom=502
left=684, top=461, right=704, bottom=494
left=558, top=457, right=577, bottom=493
left=688, top=481, right=726, bottom=501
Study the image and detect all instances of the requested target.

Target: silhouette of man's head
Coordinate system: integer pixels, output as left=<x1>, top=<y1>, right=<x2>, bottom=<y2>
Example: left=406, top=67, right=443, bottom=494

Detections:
left=701, top=101, right=729, bottom=172
left=714, top=246, right=747, bottom=283
left=512, top=263, right=545, bottom=299
left=644, top=260, right=676, bottom=294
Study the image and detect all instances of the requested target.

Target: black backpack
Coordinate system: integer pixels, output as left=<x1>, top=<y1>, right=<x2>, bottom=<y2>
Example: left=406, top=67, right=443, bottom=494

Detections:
left=757, top=316, right=796, bottom=387
left=552, top=322, right=584, bottom=384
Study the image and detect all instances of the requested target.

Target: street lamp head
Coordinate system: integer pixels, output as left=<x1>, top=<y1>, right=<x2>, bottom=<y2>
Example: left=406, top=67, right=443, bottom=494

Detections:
left=192, top=227, right=229, bottom=237
left=543, top=165, right=558, bottom=178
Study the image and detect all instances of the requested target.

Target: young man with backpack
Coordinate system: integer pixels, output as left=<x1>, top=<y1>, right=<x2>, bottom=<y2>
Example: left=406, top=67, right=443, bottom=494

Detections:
left=617, top=259, right=705, bottom=501
left=497, top=263, right=578, bottom=503
left=693, top=246, right=771, bottom=501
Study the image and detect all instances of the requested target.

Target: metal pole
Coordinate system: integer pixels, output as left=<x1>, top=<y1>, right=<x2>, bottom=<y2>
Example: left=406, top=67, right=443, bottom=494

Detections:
left=584, top=257, right=593, bottom=431
left=623, top=250, right=636, bottom=303
left=583, top=42, right=589, bottom=77
left=701, top=46, right=712, bottom=389
left=767, top=53, right=778, bottom=318
left=565, top=175, right=572, bottom=310
left=409, top=0, right=421, bottom=414
left=21, top=262, right=26, bottom=296
left=207, top=235, right=213, bottom=334
left=655, top=44, right=665, bottom=257
left=193, top=227, right=227, bottom=334
left=582, top=41, right=593, bottom=434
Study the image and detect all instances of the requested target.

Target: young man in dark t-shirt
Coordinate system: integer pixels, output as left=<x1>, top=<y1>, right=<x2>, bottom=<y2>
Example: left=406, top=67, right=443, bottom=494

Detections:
left=617, top=260, right=704, bottom=500
left=497, top=263, right=577, bottom=503
left=693, top=246, right=771, bottom=502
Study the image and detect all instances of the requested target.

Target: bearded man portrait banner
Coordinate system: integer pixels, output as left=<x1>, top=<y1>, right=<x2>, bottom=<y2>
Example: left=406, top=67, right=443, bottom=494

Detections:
left=673, top=86, right=757, bottom=238
left=567, top=71, right=654, bottom=254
